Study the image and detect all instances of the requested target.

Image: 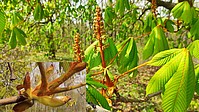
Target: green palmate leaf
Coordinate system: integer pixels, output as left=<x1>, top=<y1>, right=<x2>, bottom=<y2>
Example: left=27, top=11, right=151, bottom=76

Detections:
left=8, top=30, right=17, bottom=49
left=87, top=80, right=107, bottom=89
left=34, top=3, right=44, bottom=21
left=117, top=38, right=138, bottom=76
left=115, top=0, right=120, bottom=12
left=86, top=85, right=111, bottom=110
left=0, top=87, right=6, bottom=99
left=12, top=12, right=23, bottom=26
left=171, top=2, right=184, bottom=18
left=119, top=0, right=125, bottom=15
left=146, top=48, right=195, bottom=111
left=104, top=38, right=118, bottom=65
left=84, top=40, right=98, bottom=61
left=0, top=10, right=6, bottom=36
left=33, top=3, right=39, bottom=20
left=181, top=1, right=192, bottom=24
left=148, top=49, right=182, bottom=66
left=190, top=18, right=199, bottom=36
left=195, top=65, right=199, bottom=95
left=171, top=1, right=192, bottom=24
left=153, top=26, right=169, bottom=54
left=143, top=26, right=169, bottom=60
left=105, top=7, right=115, bottom=24
left=115, top=0, right=127, bottom=16
left=165, top=19, right=174, bottom=32
left=143, top=35, right=154, bottom=60
left=84, top=41, right=100, bottom=68
left=187, top=40, right=199, bottom=59
left=162, top=49, right=195, bottom=112
left=89, top=52, right=101, bottom=69
left=116, top=37, right=130, bottom=50
left=124, top=0, right=130, bottom=10
left=86, top=87, right=99, bottom=105
left=107, top=70, right=114, bottom=80
left=146, top=50, right=183, bottom=95
left=14, top=27, right=27, bottom=45
left=143, top=12, right=155, bottom=32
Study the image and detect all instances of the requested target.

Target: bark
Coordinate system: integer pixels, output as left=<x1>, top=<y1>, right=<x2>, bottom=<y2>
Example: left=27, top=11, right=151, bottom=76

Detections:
left=147, top=0, right=193, bottom=10
left=147, top=0, right=176, bottom=10
left=0, top=95, right=26, bottom=106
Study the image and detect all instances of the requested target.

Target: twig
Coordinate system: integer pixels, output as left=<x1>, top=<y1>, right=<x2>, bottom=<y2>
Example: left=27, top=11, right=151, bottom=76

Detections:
left=48, top=62, right=87, bottom=90
left=37, top=62, right=48, bottom=95
left=145, top=90, right=162, bottom=100
left=117, top=62, right=148, bottom=80
left=0, top=95, right=27, bottom=106
left=7, top=62, right=16, bottom=81
left=48, top=82, right=86, bottom=95
left=115, top=90, right=162, bottom=103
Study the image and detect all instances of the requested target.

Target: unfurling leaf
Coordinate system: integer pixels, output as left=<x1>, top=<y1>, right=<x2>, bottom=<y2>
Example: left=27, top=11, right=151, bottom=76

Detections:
left=171, top=1, right=192, bottom=24
left=117, top=38, right=138, bottom=77
left=14, top=27, right=27, bottom=45
left=187, top=40, right=199, bottom=59
left=0, top=87, right=6, bottom=98
left=0, top=10, right=6, bottom=36
left=86, top=85, right=111, bottom=110
left=33, top=3, right=44, bottom=21
left=9, top=30, right=17, bottom=49
left=143, top=26, right=169, bottom=60
left=13, top=100, right=34, bottom=112
left=195, top=65, right=199, bottom=95
left=33, top=95, right=71, bottom=107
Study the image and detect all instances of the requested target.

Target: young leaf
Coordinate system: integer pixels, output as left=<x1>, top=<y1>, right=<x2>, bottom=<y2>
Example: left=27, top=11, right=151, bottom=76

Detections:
left=190, top=19, right=199, bottom=36
left=84, top=40, right=98, bottom=61
left=117, top=38, right=138, bottom=76
left=33, top=95, right=71, bottom=107
left=89, top=52, right=101, bottom=69
left=165, top=20, right=174, bottom=32
left=86, top=86, right=99, bottom=105
left=181, top=1, right=192, bottom=24
left=124, top=0, right=130, bottom=10
left=104, top=38, right=118, bottom=65
left=143, top=26, right=169, bottom=60
left=115, top=0, right=120, bottom=13
left=195, top=65, right=199, bottom=95
left=0, top=10, right=6, bottom=36
left=146, top=50, right=183, bottom=95
left=8, top=30, right=17, bottom=49
left=14, top=27, right=27, bottom=45
left=153, top=26, right=169, bottom=55
left=148, top=49, right=182, bottom=66
left=0, top=87, right=6, bottom=98
left=143, top=34, right=155, bottom=60
left=12, top=12, right=23, bottom=26
left=34, top=3, right=44, bottom=21
left=33, top=3, right=39, bottom=20
left=119, top=0, right=125, bottom=16
left=105, top=7, right=115, bottom=24
left=171, top=1, right=192, bottom=24
left=187, top=40, right=199, bottom=59
left=162, top=49, right=195, bottom=112
left=107, top=70, right=114, bottom=80
left=87, top=80, right=107, bottom=89
left=86, top=85, right=111, bottom=110
left=171, top=2, right=184, bottom=18
left=143, top=12, right=154, bottom=32
left=146, top=48, right=195, bottom=111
